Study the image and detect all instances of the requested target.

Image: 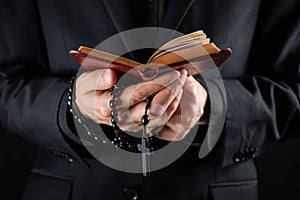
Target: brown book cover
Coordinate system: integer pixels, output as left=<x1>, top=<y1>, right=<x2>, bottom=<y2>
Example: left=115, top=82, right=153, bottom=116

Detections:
left=70, top=30, right=231, bottom=80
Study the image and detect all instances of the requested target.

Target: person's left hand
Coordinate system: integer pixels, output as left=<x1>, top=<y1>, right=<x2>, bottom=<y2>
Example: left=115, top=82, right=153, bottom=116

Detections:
left=115, top=69, right=208, bottom=142
left=155, top=75, right=208, bottom=141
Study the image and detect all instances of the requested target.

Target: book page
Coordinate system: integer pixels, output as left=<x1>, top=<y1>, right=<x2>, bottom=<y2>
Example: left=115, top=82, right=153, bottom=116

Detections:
left=148, top=38, right=210, bottom=63
left=149, top=43, right=220, bottom=69
left=147, top=30, right=208, bottom=63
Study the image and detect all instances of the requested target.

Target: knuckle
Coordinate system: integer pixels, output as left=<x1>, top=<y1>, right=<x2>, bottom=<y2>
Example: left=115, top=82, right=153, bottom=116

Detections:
left=132, top=87, right=148, bottom=103
left=118, top=124, right=128, bottom=131
left=169, top=121, right=180, bottom=130
left=149, top=104, right=165, bottom=117
left=99, top=107, right=111, bottom=118
left=75, top=79, right=85, bottom=95
left=168, top=98, right=180, bottom=111
left=199, top=108, right=205, bottom=117
left=174, top=134, right=186, bottom=141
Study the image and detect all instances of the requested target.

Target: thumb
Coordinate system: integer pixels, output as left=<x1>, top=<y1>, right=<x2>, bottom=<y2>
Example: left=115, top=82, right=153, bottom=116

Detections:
left=95, top=69, right=117, bottom=90
left=77, top=69, right=117, bottom=93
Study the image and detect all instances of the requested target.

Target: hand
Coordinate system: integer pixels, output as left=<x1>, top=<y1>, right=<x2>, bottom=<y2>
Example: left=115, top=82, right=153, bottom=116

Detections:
left=74, top=69, right=118, bottom=124
left=155, top=75, right=208, bottom=141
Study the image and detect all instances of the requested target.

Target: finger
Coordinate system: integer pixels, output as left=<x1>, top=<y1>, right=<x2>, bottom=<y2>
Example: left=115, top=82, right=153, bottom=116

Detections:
left=116, top=69, right=185, bottom=130
left=118, top=84, right=183, bottom=126
left=117, top=69, right=181, bottom=108
left=146, top=126, right=164, bottom=137
left=118, top=88, right=183, bottom=133
left=148, top=70, right=187, bottom=118
left=146, top=88, right=183, bottom=128
left=155, top=123, right=187, bottom=141
left=156, top=107, right=199, bottom=141
left=156, top=126, right=181, bottom=141
left=118, top=102, right=146, bottom=132
left=146, top=89, right=183, bottom=136
left=76, top=69, right=117, bottom=94
left=93, top=90, right=113, bottom=124
left=159, top=89, right=183, bottom=124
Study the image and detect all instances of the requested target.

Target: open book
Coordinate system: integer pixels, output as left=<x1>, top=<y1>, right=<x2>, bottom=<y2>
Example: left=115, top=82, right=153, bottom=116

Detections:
left=70, top=30, right=231, bottom=80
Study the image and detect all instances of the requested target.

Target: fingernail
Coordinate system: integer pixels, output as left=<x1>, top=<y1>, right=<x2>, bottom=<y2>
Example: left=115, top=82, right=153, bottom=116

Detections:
left=180, top=69, right=188, bottom=76
left=170, top=69, right=181, bottom=77
left=104, top=70, right=112, bottom=83
left=104, top=69, right=111, bottom=77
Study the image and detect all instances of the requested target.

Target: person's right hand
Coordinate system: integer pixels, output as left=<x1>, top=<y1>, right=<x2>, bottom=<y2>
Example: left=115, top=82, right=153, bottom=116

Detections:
left=75, top=69, right=118, bottom=125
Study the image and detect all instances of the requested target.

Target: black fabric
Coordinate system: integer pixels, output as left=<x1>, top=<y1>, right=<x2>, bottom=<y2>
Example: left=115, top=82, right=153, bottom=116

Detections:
left=0, top=0, right=299, bottom=200
left=22, top=170, right=73, bottom=200
left=209, top=180, right=258, bottom=200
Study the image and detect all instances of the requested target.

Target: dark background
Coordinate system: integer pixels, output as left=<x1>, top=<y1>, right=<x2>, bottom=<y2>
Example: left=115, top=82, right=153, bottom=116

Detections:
left=0, top=128, right=299, bottom=200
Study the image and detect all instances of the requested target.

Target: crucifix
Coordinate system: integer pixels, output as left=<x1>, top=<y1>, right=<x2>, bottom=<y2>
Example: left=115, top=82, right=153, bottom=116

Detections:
left=137, top=131, right=151, bottom=177
left=137, top=95, right=153, bottom=177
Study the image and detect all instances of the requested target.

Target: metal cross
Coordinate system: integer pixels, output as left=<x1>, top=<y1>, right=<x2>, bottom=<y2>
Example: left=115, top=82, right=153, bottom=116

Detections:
left=138, top=95, right=154, bottom=177
left=137, top=127, right=151, bottom=177
left=138, top=136, right=150, bottom=177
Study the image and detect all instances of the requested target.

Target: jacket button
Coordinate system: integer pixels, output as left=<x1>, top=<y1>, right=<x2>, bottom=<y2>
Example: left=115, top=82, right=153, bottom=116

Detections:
left=123, top=188, right=138, bottom=200
left=249, top=147, right=257, bottom=158
left=244, top=148, right=252, bottom=159
left=53, top=151, right=75, bottom=162
left=233, top=151, right=247, bottom=163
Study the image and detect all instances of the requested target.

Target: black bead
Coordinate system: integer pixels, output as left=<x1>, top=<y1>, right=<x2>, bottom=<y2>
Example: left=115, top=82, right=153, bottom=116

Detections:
left=114, top=129, right=120, bottom=135
left=111, top=110, right=118, bottom=117
left=112, top=123, right=119, bottom=130
left=111, top=90, right=120, bottom=98
left=145, top=95, right=154, bottom=110
left=141, top=115, right=150, bottom=126
left=146, top=94, right=154, bottom=103
left=111, top=117, right=116, bottom=124
left=109, top=99, right=117, bottom=109
left=112, top=115, right=119, bottom=125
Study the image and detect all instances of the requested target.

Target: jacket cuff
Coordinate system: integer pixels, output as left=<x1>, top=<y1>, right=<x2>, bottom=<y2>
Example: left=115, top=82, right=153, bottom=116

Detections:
left=57, top=88, right=84, bottom=145
left=193, top=72, right=226, bottom=163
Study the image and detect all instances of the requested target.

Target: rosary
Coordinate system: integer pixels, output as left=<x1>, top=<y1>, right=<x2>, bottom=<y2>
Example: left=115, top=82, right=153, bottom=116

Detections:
left=109, top=84, right=154, bottom=177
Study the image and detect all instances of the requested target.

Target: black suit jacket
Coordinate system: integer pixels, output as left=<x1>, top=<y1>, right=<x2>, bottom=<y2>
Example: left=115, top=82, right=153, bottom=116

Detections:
left=0, top=0, right=299, bottom=200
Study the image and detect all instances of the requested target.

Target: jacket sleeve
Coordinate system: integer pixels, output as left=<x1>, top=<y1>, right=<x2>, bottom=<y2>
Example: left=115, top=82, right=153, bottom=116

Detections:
left=0, top=1, right=85, bottom=163
left=206, top=0, right=300, bottom=167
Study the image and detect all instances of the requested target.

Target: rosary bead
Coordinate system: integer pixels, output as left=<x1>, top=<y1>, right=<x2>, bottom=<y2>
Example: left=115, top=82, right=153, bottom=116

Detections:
left=112, top=123, right=119, bottom=130
left=111, top=110, right=118, bottom=117
left=146, top=95, right=154, bottom=103
left=141, top=114, right=150, bottom=126
left=109, top=99, right=117, bottom=109
left=114, top=129, right=120, bottom=135
left=111, top=117, right=118, bottom=125
left=111, top=90, right=120, bottom=98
